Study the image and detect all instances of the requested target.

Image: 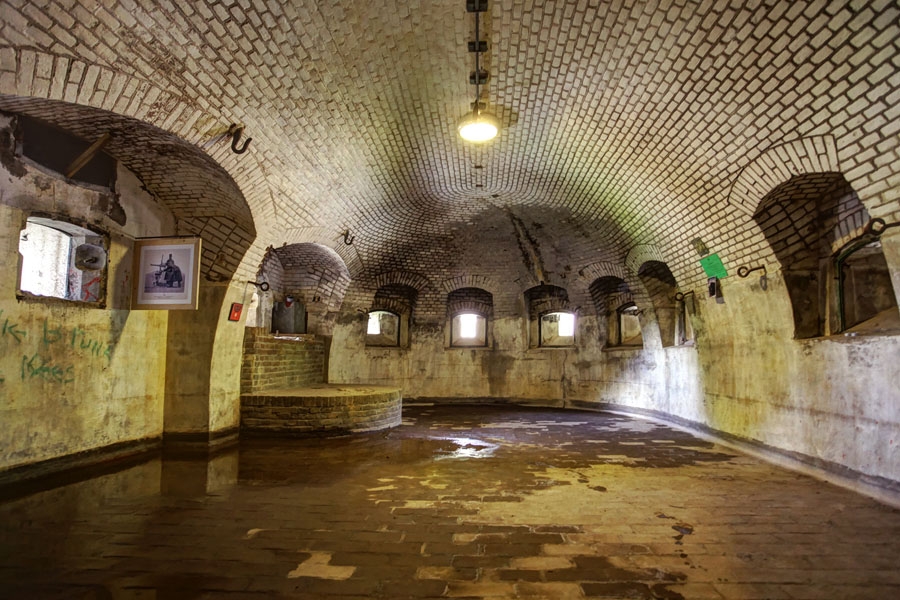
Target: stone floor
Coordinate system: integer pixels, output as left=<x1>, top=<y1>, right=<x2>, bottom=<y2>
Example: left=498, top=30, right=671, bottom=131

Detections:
left=2, top=404, right=900, bottom=599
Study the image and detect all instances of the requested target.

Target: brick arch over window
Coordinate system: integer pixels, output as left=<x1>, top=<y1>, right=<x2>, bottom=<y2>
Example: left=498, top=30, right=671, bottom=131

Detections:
left=728, top=136, right=841, bottom=217
left=273, top=243, right=351, bottom=313
left=624, top=245, right=665, bottom=275
left=753, top=172, right=896, bottom=338
left=589, top=276, right=633, bottom=317
left=372, top=283, right=418, bottom=318
left=440, top=275, right=501, bottom=298
left=524, top=284, right=570, bottom=320
left=446, top=287, right=493, bottom=318
left=0, top=96, right=256, bottom=282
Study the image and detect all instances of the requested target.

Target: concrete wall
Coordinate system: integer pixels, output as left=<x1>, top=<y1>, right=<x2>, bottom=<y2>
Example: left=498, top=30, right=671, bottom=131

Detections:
left=0, top=117, right=174, bottom=471
left=329, top=259, right=900, bottom=485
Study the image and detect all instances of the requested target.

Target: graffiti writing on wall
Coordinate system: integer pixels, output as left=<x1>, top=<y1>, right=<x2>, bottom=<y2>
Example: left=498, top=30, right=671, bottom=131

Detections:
left=0, top=309, right=115, bottom=386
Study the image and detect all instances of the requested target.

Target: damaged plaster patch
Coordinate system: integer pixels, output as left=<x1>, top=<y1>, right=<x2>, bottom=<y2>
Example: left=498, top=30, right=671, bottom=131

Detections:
left=288, top=552, right=356, bottom=580
left=243, top=528, right=267, bottom=539
left=0, top=128, right=26, bottom=178
left=98, top=192, right=127, bottom=225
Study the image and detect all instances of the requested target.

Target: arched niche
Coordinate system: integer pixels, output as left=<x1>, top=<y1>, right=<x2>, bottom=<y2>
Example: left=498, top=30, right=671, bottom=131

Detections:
left=524, top=284, right=574, bottom=348
left=589, top=276, right=641, bottom=348
left=637, top=260, right=680, bottom=347
left=754, top=173, right=898, bottom=337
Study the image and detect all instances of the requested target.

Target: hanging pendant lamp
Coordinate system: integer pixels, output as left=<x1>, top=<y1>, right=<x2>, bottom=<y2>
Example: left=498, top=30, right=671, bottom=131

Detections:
left=459, top=1, right=499, bottom=143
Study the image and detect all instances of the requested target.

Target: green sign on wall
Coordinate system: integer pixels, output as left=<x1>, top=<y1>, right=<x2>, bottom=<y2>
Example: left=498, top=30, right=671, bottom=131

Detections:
left=699, top=253, right=727, bottom=279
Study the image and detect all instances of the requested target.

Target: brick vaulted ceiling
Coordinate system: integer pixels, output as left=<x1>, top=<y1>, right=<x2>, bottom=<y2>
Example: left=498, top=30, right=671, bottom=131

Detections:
left=1, top=1, right=898, bottom=287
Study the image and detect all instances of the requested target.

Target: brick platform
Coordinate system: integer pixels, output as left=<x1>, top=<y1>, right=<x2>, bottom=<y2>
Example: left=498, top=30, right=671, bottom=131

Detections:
left=241, top=384, right=402, bottom=434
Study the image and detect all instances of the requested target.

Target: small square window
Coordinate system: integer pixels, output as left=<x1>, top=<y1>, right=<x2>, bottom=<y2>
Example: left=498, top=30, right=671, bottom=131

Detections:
left=614, top=303, right=642, bottom=347
left=540, top=311, right=575, bottom=347
left=18, top=217, right=107, bottom=305
left=451, top=312, right=487, bottom=347
left=366, top=310, right=400, bottom=346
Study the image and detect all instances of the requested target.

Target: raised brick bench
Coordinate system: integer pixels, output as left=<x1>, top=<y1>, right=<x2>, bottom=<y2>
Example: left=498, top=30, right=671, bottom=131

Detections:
left=241, top=384, right=402, bottom=434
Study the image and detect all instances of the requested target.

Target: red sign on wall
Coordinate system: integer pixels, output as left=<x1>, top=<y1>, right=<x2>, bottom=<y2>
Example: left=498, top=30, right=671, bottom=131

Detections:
left=228, top=303, right=243, bottom=322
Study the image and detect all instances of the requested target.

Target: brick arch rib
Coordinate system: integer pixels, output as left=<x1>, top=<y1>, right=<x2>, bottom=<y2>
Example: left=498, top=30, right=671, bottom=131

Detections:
left=728, top=135, right=840, bottom=217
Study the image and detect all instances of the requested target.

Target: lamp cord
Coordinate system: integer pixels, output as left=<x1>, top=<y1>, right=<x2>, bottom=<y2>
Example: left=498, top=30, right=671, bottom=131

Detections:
left=474, top=10, right=481, bottom=115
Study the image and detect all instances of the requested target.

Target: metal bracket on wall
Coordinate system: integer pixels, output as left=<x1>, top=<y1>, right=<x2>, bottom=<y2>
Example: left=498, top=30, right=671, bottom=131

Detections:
left=228, top=124, right=252, bottom=154
left=737, top=264, right=768, bottom=290
left=674, top=290, right=696, bottom=314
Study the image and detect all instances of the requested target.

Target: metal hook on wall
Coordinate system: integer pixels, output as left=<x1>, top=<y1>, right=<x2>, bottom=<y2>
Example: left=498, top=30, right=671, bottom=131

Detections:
left=247, top=280, right=270, bottom=292
left=228, top=124, right=252, bottom=154
left=737, top=264, right=768, bottom=291
left=342, top=230, right=355, bottom=245
left=737, top=265, right=766, bottom=278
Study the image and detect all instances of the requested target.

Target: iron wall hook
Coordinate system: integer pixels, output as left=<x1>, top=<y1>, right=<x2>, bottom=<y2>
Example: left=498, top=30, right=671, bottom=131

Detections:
left=737, top=265, right=767, bottom=278
left=247, top=280, right=270, bottom=292
left=342, top=230, right=355, bottom=245
left=229, top=124, right=252, bottom=154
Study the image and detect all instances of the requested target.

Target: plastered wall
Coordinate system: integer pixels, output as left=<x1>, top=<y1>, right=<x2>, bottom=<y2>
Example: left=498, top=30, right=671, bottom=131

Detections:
left=0, top=123, right=174, bottom=471
left=330, top=253, right=900, bottom=484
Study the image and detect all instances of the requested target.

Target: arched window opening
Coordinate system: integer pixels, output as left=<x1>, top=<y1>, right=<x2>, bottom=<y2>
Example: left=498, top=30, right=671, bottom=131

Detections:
left=834, top=225, right=899, bottom=333
left=616, top=302, right=643, bottom=347
left=18, top=216, right=107, bottom=305
left=589, top=276, right=642, bottom=349
left=446, top=287, right=493, bottom=348
left=368, top=284, right=417, bottom=347
left=540, top=311, right=576, bottom=347
left=637, top=260, right=683, bottom=347
left=754, top=173, right=898, bottom=337
left=366, top=310, right=400, bottom=346
left=450, top=312, right=487, bottom=347
left=524, top=284, right=573, bottom=348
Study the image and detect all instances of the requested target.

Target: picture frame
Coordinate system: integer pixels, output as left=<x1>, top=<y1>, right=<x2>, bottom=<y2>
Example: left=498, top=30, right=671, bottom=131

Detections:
left=131, top=237, right=201, bottom=310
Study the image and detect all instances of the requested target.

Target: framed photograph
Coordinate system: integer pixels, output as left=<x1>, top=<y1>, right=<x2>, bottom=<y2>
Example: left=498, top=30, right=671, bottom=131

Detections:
left=131, top=237, right=201, bottom=310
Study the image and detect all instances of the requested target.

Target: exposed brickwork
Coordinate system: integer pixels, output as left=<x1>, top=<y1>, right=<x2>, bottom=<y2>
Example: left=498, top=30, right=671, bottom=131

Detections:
left=446, top=287, right=494, bottom=318
left=372, top=283, right=419, bottom=318
left=589, top=276, right=633, bottom=317
left=637, top=261, right=677, bottom=309
left=754, top=173, right=869, bottom=269
left=240, top=328, right=325, bottom=394
left=241, top=386, right=402, bottom=433
left=0, top=100, right=255, bottom=281
left=524, top=284, right=571, bottom=320
left=3, top=1, right=899, bottom=308
left=256, top=246, right=285, bottom=298
left=273, top=243, right=351, bottom=312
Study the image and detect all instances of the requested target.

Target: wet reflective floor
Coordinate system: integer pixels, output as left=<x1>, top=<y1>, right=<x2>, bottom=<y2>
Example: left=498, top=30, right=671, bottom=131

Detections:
left=2, top=404, right=900, bottom=599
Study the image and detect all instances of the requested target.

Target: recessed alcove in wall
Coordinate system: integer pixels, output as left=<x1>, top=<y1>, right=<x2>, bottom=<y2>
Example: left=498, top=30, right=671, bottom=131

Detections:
left=589, top=276, right=642, bottom=348
left=636, top=260, right=680, bottom=347
left=753, top=172, right=898, bottom=337
left=368, top=283, right=417, bottom=348
left=251, top=243, right=351, bottom=335
left=446, top=287, right=493, bottom=348
left=0, top=98, right=256, bottom=283
left=524, top=284, right=574, bottom=348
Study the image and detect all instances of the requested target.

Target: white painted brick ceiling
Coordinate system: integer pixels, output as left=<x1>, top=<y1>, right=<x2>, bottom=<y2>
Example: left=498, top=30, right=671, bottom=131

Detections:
left=0, top=0, right=898, bottom=290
